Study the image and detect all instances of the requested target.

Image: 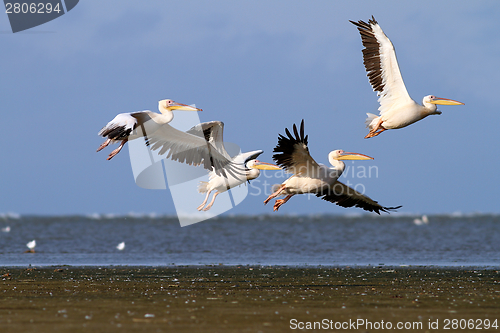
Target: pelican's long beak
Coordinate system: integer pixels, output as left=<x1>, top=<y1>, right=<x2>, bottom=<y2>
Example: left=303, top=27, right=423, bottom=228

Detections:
left=168, top=102, right=203, bottom=111
left=429, top=97, right=464, bottom=106
left=251, top=160, right=281, bottom=170
left=335, top=152, right=374, bottom=161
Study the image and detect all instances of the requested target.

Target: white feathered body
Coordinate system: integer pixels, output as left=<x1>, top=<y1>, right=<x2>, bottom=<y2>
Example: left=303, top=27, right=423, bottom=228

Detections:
left=198, top=152, right=262, bottom=194
left=98, top=111, right=170, bottom=143
left=276, top=164, right=342, bottom=195
left=198, top=168, right=259, bottom=194
left=353, top=18, right=451, bottom=133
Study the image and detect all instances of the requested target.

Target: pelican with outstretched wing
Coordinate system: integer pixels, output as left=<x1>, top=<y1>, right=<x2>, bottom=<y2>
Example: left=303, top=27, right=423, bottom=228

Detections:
left=97, top=99, right=201, bottom=159
left=97, top=99, right=234, bottom=174
left=180, top=121, right=280, bottom=211
left=351, top=17, right=464, bottom=138
left=264, top=120, right=401, bottom=214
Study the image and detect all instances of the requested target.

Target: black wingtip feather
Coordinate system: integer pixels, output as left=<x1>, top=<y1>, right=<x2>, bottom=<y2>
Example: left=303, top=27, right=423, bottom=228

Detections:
left=379, top=205, right=403, bottom=214
left=272, top=120, right=308, bottom=169
left=293, top=123, right=299, bottom=140
left=101, top=126, right=132, bottom=140
left=351, top=16, right=385, bottom=94
left=316, top=186, right=402, bottom=215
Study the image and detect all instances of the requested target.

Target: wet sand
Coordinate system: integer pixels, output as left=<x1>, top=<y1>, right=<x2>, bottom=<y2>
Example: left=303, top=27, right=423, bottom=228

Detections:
left=1, top=266, right=499, bottom=332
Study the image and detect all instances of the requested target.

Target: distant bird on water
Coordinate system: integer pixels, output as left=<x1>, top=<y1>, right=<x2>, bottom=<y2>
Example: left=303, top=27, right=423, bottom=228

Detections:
left=264, top=120, right=401, bottom=214
left=413, top=215, right=429, bottom=226
left=25, top=240, right=36, bottom=253
left=351, top=16, right=464, bottom=138
left=116, top=242, right=125, bottom=251
left=1, top=226, right=10, bottom=232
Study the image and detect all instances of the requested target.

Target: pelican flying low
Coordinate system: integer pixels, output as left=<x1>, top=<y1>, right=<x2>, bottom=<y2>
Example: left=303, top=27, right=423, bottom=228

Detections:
left=351, top=17, right=464, bottom=138
left=181, top=121, right=281, bottom=211
left=264, top=120, right=401, bottom=214
left=97, top=99, right=234, bottom=174
left=98, top=99, right=200, bottom=159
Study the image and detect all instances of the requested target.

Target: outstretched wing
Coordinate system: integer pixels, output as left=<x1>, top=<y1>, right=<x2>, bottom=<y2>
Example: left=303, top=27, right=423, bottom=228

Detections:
left=144, top=122, right=235, bottom=176
left=350, top=16, right=414, bottom=115
left=272, top=119, right=320, bottom=177
left=316, top=181, right=401, bottom=215
left=186, top=121, right=231, bottom=160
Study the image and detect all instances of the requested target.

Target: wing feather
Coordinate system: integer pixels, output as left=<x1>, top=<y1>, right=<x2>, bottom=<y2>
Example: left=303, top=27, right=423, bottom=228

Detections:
left=272, top=120, right=320, bottom=176
left=316, top=181, right=401, bottom=214
left=144, top=123, right=234, bottom=176
left=351, top=16, right=414, bottom=115
left=186, top=121, right=231, bottom=159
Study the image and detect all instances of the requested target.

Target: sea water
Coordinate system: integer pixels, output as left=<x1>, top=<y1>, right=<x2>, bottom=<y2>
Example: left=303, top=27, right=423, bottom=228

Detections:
left=0, top=214, right=499, bottom=267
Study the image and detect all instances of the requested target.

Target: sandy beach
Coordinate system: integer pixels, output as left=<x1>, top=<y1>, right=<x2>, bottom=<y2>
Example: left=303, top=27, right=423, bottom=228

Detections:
left=1, top=266, right=499, bottom=332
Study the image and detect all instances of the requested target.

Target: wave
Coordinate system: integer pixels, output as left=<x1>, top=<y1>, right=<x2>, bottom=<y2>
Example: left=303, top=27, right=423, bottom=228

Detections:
left=85, top=212, right=167, bottom=220
left=0, top=212, right=21, bottom=220
left=2, top=212, right=500, bottom=222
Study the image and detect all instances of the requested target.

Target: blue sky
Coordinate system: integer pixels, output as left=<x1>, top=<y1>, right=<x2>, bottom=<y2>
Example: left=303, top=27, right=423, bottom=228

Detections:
left=1, top=1, right=498, bottom=216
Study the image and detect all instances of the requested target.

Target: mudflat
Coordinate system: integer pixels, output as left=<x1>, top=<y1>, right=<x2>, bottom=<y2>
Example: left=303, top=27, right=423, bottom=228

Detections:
left=1, top=266, right=499, bottom=332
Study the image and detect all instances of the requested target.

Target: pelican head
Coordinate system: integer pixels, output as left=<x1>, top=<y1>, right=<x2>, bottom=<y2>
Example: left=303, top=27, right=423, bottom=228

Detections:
left=158, top=99, right=203, bottom=113
left=247, top=160, right=281, bottom=170
left=423, top=95, right=464, bottom=115
left=330, top=150, right=374, bottom=161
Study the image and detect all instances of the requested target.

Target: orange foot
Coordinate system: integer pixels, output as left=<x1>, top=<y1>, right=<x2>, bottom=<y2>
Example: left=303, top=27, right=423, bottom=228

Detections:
left=96, top=139, right=111, bottom=152
left=273, top=199, right=286, bottom=211
left=364, top=128, right=386, bottom=139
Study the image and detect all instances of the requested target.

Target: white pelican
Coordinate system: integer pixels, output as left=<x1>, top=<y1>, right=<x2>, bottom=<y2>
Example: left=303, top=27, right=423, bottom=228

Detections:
left=97, top=99, right=201, bottom=159
left=351, top=17, right=464, bottom=138
left=97, top=99, right=234, bottom=175
left=264, top=120, right=401, bottom=213
left=177, top=121, right=281, bottom=211
left=116, top=242, right=125, bottom=250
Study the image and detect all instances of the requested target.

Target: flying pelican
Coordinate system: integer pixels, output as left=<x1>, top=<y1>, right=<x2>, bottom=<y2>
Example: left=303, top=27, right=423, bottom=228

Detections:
left=176, top=121, right=281, bottom=211
left=97, top=99, right=234, bottom=174
left=351, top=17, right=464, bottom=138
left=97, top=99, right=201, bottom=159
left=264, top=120, right=401, bottom=213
